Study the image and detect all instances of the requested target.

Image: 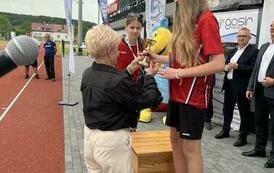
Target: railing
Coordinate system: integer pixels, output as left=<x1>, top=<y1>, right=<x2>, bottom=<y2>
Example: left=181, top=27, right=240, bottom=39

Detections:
left=212, top=0, right=263, bottom=12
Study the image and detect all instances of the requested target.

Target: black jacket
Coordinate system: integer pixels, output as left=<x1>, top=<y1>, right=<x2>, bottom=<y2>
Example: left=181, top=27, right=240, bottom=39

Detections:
left=248, top=43, right=274, bottom=98
left=222, top=44, right=258, bottom=93
left=80, top=62, right=163, bottom=131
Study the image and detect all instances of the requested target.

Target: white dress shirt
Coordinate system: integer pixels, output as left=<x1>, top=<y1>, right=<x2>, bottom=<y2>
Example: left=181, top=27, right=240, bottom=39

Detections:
left=227, top=44, right=249, bottom=80
left=258, top=43, right=274, bottom=82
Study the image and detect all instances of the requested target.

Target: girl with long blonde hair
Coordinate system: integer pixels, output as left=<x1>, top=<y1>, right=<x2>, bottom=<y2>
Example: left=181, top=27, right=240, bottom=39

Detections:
left=147, top=0, right=225, bottom=172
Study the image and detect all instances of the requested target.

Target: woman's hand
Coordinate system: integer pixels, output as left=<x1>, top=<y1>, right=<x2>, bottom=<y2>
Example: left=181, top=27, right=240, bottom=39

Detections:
left=127, top=56, right=144, bottom=74
left=158, top=67, right=181, bottom=79
left=140, top=50, right=169, bottom=63
left=141, top=50, right=157, bottom=62
left=146, top=62, right=160, bottom=76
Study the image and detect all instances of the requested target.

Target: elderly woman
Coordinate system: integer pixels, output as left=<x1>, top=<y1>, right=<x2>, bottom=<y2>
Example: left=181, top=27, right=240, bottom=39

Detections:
left=81, top=24, right=162, bottom=173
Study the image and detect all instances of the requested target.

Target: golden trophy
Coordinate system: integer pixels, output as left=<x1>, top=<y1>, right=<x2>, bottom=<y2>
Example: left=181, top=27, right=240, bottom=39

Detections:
left=139, top=38, right=156, bottom=67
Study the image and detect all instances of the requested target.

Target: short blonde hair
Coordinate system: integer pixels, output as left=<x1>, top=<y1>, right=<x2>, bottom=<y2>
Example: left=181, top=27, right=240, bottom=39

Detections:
left=85, top=24, right=120, bottom=59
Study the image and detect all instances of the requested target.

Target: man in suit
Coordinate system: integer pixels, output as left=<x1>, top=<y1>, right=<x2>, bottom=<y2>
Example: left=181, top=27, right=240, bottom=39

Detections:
left=242, top=20, right=274, bottom=169
left=215, top=27, right=258, bottom=147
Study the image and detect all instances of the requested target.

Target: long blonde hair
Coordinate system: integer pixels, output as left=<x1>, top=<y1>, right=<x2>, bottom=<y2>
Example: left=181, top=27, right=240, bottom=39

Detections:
left=171, top=0, right=208, bottom=67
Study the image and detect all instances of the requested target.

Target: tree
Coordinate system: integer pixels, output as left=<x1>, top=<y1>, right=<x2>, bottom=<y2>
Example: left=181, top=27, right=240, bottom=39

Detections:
left=0, top=12, right=96, bottom=42
left=0, top=15, right=12, bottom=40
left=14, top=21, right=31, bottom=35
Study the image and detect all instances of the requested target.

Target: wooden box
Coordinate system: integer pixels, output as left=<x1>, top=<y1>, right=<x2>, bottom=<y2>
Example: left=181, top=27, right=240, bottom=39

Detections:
left=131, top=130, right=174, bottom=173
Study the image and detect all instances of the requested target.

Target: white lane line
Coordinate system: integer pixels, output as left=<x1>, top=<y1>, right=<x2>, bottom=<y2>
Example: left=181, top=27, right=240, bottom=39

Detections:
left=0, top=62, right=44, bottom=122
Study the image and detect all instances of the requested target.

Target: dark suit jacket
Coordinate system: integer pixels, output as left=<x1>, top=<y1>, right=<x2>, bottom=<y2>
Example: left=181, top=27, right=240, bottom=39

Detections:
left=247, top=43, right=274, bottom=99
left=222, top=44, right=258, bottom=93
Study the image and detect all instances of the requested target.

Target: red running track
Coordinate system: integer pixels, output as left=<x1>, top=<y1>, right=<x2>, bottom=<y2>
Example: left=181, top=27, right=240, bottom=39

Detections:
left=0, top=52, right=64, bottom=173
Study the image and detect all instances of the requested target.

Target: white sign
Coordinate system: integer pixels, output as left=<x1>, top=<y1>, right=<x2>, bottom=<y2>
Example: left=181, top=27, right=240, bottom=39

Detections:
left=145, top=0, right=166, bottom=38
left=64, top=0, right=75, bottom=73
left=212, top=73, right=240, bottom=130
left=259, top=0, right=274, bottom=47
left=214, top=9, right=259, bottom=44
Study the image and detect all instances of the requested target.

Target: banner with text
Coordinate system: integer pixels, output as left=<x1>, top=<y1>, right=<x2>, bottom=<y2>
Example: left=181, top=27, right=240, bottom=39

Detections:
left=212, top=73, right=241, bottom=130
left=97, top=0, right=109, bottom=24
left=107, top=0, right=119, bottom=14
left=259, top=0, right=274, bottom=47
left=214, top=9, right=259, bottom=44
left=64, top=0, right=75, bottom=73
left=145, top=0, right=166, bottom=38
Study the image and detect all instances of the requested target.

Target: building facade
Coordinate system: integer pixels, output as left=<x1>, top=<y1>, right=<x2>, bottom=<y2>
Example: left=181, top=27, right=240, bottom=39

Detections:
left=109, top=0, right=263, bottom=31
left=31, top=22, right=69, bottom=42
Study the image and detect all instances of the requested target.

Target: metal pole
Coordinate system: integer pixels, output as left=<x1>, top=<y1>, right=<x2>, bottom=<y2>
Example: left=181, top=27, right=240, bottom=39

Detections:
left=98, top=3, right=100, bottom=24
left=67, top=72, right=71, bottom=103
left=58, top=0, right=79, bottom=107
left=77, top=0, right=83, bottom=55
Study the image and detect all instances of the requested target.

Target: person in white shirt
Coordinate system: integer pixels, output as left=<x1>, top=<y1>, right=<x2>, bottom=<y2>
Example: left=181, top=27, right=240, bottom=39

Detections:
left=215, top=27, right=258, bottom=148
left=242, top=20, right=274, bottom=169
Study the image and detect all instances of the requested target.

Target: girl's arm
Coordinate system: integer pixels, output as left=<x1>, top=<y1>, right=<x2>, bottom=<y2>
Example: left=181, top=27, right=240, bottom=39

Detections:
left=158, top=54, right=224, bottom=79
left=142, top=51, right=169, bottom=63
left=178, top=54, right=225, bottom=77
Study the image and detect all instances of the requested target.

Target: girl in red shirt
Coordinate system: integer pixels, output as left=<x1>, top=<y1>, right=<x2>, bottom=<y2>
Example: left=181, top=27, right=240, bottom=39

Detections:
left=147, top=0, right=225, bottom=172
left=116, top=13, right=144, bottom=80
left=116, top=13, right=154, bottom=124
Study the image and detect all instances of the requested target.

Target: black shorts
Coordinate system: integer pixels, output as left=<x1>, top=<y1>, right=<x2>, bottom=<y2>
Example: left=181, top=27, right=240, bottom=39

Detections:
left=25, top=60, right=38, bottom=68
left=166, top=101, right=205, bottom=140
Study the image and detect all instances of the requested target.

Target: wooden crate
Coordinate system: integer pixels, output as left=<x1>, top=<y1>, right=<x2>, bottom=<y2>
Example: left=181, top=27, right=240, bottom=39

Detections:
left=131, top=130, right=174, bottom=173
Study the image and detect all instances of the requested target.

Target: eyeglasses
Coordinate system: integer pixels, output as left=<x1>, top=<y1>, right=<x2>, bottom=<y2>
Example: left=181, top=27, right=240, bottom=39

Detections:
left=237, top=35, right=249, bottom=38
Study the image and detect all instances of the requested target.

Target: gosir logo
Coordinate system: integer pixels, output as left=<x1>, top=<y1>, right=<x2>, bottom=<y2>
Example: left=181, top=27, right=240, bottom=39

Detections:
left=224, top=16, right=254, bottom=30
left=218, top=18, right=225, bottom=28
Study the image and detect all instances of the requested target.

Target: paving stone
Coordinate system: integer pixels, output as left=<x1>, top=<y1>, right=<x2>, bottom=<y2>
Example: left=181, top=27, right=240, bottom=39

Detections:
left=63, top=56, right=272, bottom=173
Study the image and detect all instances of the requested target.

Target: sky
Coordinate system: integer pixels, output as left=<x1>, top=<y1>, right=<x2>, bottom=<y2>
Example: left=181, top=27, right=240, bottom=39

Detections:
left=0, top=0, right=102, bottom=23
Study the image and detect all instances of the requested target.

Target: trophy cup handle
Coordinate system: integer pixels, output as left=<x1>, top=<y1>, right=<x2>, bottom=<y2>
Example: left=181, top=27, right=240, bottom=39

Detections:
left=139, top=38, right=156, bottom=67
